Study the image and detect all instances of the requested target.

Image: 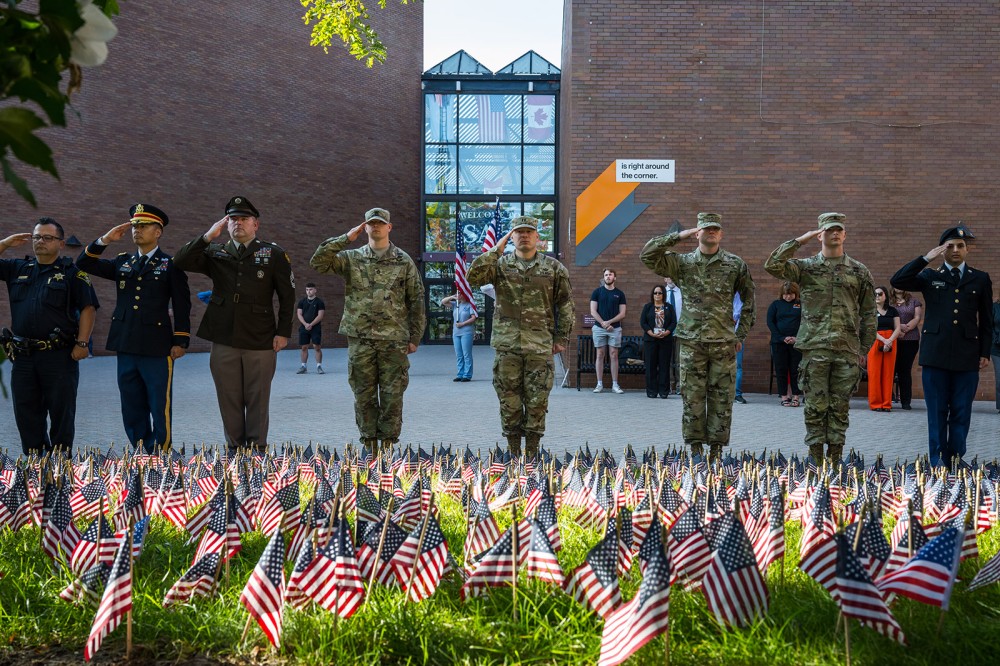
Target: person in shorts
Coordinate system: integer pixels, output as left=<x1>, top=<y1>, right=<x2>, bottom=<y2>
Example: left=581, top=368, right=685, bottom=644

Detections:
left=590, top=268, right=627, bottom=393
left=296, top=283, right=325, bottom=374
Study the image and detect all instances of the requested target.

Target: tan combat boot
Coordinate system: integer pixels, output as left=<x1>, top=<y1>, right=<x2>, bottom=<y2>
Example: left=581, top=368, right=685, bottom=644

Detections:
left=807, top=444, right=825, bottom=463
left=827, top=443, right=844, bottom=464
left=525, top=433, right=541, bottom=460
left=506, top=435, right=522, bottom=457
left=689, top=443, right=705, bottom=459
left=709, top=443, right=723, bottom=463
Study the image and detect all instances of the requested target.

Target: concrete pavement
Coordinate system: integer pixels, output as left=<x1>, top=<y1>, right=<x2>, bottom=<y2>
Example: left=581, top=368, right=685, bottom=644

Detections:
left=1, top=345, right=999, bottom=462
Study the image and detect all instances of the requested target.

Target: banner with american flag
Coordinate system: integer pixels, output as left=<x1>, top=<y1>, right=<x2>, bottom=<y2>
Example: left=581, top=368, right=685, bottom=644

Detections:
left=454, top=216, right=477, bottom=314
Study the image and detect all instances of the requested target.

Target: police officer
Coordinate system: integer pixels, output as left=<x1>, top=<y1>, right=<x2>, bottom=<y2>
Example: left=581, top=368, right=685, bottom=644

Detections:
left=891, top=224, right=993, bottom=468
left=77, top=204, right=192, bottom=454
left=173, top=197, right=295, bottom=452
left=765, top=213, right=877, bottom=463
left=310, top=207, right=426, bottom=454
left=641, top=213, right=756, bottom=462
left=467, top=216, right=574, bottom=458
left=0, top=218, right=98, bottom=455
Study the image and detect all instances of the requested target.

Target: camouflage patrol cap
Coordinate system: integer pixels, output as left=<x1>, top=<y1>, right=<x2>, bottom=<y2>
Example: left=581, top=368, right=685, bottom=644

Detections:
left=697, top=212, right=722, bottom=229
left=817, top=212, right=846, bottom=230
left=365, top=208, right=390, bottom=224
left=510, top=216, right=538, bottom=231
left=939, top=224, right=975, bottom=245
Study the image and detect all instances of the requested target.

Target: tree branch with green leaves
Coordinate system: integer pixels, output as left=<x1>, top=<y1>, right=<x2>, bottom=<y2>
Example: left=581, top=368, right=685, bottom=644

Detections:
left=300, top=0, right=412, bottom=68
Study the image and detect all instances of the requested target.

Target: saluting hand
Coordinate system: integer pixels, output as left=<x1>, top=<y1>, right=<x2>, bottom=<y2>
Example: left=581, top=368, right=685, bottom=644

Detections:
left=347, top=222, right=367, bottom=242
left=923, top=243, right=949, bottom=263
left=677, top=228, right=700, bottom=241
left=795, top=229, right=823, bottom=245
left=203, top=216, right=229, bottom=242
left=101, top=222, right=132, bottom=244
left=0, top=232, right=32, bottom=251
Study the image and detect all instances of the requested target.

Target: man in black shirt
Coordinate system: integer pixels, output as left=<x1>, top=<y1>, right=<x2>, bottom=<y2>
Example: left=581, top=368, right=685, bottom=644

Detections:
left=0, top=218, right=98, bottom=454
left=296, top=283, right=326, bottom=374
left=590, top=268, right=627, bottom=393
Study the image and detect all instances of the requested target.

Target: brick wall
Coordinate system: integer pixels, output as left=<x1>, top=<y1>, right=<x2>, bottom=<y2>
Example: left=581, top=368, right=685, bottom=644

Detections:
left=2, top=2, right=423, bottom=353
left=560, top=0, right=1000, bottom=399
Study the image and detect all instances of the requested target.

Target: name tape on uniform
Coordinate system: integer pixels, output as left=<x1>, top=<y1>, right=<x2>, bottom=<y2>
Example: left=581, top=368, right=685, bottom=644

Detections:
left=615, top=159, right=675, bottom=183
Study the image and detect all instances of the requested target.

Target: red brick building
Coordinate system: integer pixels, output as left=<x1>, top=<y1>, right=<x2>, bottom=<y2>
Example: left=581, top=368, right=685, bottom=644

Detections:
left=560, top=0, right=1000, bottom=398
left=2, top=2, right=423, bottom=353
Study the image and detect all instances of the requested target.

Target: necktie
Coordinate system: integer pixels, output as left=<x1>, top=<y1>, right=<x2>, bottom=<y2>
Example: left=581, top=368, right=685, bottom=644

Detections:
left=668, top=288, right=676, bottom=310
left=236, top=244, right=246, bottom=259
left=951, top=267, right=961, bottom=281
left=135, top=255, right=148, bottom=271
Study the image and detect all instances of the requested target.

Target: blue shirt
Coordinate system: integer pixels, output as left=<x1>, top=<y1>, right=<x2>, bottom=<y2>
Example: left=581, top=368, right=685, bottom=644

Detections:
left=453, top=302, right=475, bottom=337
left=590, top=286, right=627, bottom=329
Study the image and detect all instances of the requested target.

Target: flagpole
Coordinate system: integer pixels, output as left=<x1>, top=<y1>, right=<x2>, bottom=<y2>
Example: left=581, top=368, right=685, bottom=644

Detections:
left=511, top=502, right=519, bottom=622
left=407, top=493, right=435, bottom=600
left=662, top=520, right=670, bottom=666
left=126, top=516, right=134, bottom=659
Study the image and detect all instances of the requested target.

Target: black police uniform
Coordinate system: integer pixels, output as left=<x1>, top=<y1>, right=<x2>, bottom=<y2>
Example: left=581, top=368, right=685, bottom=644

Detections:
left=77, top=237, right=192, bottom=454
left=891, top=225, right=994, bottom=467
left=173, top=197, right=295, bottom=451
left=0, top=256, right=99, bottom=454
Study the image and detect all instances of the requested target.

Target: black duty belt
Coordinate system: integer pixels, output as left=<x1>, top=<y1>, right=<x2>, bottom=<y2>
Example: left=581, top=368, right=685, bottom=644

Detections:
left=11, top=335, right=70, bottom=352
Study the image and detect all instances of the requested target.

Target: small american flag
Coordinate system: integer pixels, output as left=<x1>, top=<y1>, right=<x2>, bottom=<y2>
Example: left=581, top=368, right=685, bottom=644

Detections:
left=752, top=490, right=785, bottom=574
left=71, top=514, right=120, bottom=575
left=114, top=469, right=146, bottom=532
left=83, top=531, right=132, bottom=661
left=285, top=537, right=317, bottom=609
left=701, top=512, right=769, bottom=628
left=564, top=521, right=621, bottom=619
left=465, top=497, right=502, bottom=562
left=357, top=516, right=408, bottom=586
left=967, top=547, right=1000, bottom=591
left=163, top=552, right=221, bottom=608
left=297, top=517, right=365, bottom=617
left=598, top=516, right=670, bottom=666
left=482, top=198, right=502, bottom=253
left=843, top=513, right=892, bottom=580
left=666, top=505, right=711, bottom=587
left=69, top=477, right=108, bottom=520
left=42, top=485, right=81, bottom=561
left=461, top=525, right=515, bottom=600
left=523, top=518, right=564, bottom=586
left=454, top=217, right=477, bottom=314
left=59, top=561, right=111, bottom=606
left=258, top=480, right=300, bottom=535
left=886, top=514, right=929, bottom=573
left=876, top=525, right=963, bottom=610
left=390, top=513, right=451, bottom=602
left=831, top=533, right=906, bottom=645
left=0, top=468, right=30, bottom=531
left=239, top=526, right=286, bottom=648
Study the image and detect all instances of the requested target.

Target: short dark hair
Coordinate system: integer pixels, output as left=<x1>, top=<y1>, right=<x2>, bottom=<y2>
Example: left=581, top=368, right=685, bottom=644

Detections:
left=603, top=268, right=616, bottom=277
left=306, top=282, right=316, bottom=288
left=35, top=217, right=64, bottom=238
left=779, top=281, right=799, bottom=298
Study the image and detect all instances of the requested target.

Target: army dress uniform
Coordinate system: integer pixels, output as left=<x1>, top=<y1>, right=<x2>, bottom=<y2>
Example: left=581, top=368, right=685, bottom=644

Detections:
left=640, top=213, right=755, bottom=458
left=466, top=217, right=574, bottom=455
left=77, top=204, right=192, bottom=454
left=0, top=255, right=98, bottom=454
left=173, top=197, right=295, bottom=451
left=765, top=213, right=877, bottom=461
left=891, top=224, right=993, bottom=467
left=310, top=208, right=426, bottom=450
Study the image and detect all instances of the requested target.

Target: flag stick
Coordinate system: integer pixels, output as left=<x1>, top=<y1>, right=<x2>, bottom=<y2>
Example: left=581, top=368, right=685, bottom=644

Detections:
left=364, top=495, right=395, bottom=605
left=126, top=516, right=134, bottom=659
left=843, top=611, right=851, bottom=666
left=406, top=493, right=435, bottom=600
left=511, top=502, right=519, bottom=622
left=224, top=480, right=231, bottom=585
left=662, top=522, right=670, bottom=666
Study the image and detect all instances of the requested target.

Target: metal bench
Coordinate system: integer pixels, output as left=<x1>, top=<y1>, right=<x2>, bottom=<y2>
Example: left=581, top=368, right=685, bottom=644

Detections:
left=576, top=334, right=645, bottom=390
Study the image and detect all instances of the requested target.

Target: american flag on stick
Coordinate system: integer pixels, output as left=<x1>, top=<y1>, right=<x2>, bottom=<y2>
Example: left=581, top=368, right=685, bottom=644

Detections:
left=83, top=525, right=132, bottom=661
left=701, top=512, right=769, bottom=628
left=564, top=520, right=621, bottom=619
left=239, top=524, right=286, bottom=648
left=163, top=552, right=222, bottom=608
left=390, top=498, right=451, bottom=602
left=831, top=533, right=906, bottom=645
left=454, top=216, right=477, bottom=314
left=876, top=525, right=963, bottom=610
left=482, top=198, right=501, bottom=253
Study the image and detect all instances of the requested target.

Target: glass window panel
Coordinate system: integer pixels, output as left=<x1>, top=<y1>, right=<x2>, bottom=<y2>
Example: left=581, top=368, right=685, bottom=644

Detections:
left=458, top=145, right=521, bottom=194
left=424, top=261, right=454, bottom=279
left=425, top=202, right=456, bottom=253
left=425, top=93, right=456, bottom=143
left=524, top=95, right=556, bottom=144
left=457, top=94, right=522, bottom=144
left=426, top=283, right=455, bottom=342
left=458, top=201, right=520, bottom=251
left=523, top=145, right=555, bottom=195
left=425, top=145, right=457, bottom=195
left=524, top=202, right=556, bottom=253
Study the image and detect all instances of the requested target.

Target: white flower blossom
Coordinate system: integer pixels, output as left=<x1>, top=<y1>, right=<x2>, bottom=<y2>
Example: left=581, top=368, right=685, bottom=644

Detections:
left=69, top=0, right=118, bottom=67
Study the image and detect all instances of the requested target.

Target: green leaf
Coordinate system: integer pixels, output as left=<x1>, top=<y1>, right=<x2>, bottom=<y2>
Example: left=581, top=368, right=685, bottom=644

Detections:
left=7, top=77, right=68, bottom=126
left=0, top=150, right=39, bottom=207
left=0, top=106, right=58, bottom=177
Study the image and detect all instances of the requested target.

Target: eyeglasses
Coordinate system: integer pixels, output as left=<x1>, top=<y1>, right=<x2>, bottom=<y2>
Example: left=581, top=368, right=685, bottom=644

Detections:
left=653, top=290, right=664, bottom=295
left=31, top=234, right=63, bottom=242
left=874, top=291, right=885, bottom=296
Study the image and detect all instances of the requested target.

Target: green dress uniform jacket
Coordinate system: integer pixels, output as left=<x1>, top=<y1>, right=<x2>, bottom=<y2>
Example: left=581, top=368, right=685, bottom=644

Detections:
left=173, top=236, right=295, bottom=350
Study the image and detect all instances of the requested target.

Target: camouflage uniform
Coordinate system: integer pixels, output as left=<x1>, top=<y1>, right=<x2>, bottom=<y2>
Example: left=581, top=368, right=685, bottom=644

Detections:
left=467, top=219, right=574, bottom=455
left=640, top=213, right=756, bottom=457
left=764, top=213, right=877, bottom=461
left=310, top=212, right=425, bottom=448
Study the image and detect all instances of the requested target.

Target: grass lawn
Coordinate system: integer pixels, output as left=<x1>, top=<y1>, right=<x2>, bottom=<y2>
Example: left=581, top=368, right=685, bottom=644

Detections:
left=1, top=493, right=998, bottom=665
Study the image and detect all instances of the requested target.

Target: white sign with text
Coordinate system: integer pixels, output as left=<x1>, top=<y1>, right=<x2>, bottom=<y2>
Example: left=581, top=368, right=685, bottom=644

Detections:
left=615, top=159, right=675, bottom=183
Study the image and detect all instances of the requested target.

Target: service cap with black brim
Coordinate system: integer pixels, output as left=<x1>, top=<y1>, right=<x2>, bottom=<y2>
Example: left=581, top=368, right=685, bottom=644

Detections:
left=939, top=224, right=975, bottom=245
left=130, top=203, right=169, bottom=227
left=225, top=196, right=259, bottom=218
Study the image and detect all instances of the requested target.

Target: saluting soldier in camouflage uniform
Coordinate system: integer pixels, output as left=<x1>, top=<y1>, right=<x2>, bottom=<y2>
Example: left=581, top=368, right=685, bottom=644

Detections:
left=640, top=213, right=756, bottom=462
left=467, top=216, right=574, bottom=458
left=764, top=213, right=877, bottom=463
left=310, top=208, right=425, bottom=454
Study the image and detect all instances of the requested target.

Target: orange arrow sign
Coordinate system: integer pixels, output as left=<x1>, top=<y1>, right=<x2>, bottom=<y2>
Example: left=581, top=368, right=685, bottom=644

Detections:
left=575, top=162, right=640, bottom=245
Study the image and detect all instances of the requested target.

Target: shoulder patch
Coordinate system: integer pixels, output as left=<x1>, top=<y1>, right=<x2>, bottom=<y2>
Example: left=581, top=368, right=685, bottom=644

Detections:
left=76, top=270, right=92, bottom=285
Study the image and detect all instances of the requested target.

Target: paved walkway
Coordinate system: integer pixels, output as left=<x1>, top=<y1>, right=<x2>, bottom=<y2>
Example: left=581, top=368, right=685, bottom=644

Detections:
left=2, top=346, right=999, bottom=462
